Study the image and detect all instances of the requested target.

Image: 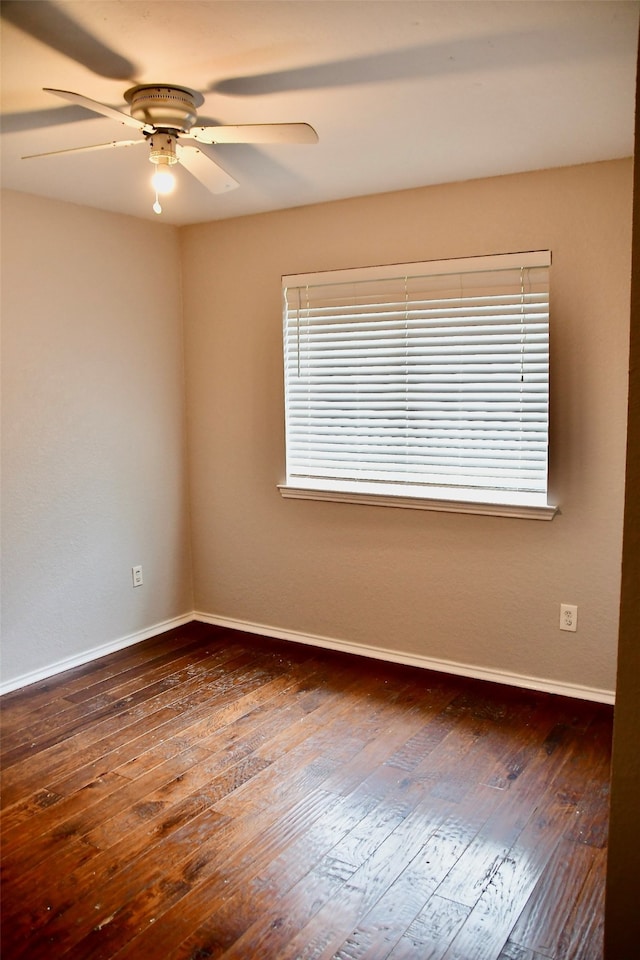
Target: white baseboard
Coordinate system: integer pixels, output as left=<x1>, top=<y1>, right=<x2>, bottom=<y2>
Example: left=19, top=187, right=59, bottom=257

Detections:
left=0, top=614, right=194, bottom=697
left=1, top=610, right=615, bottom=706
left=195, top=611, right=616, bottom=705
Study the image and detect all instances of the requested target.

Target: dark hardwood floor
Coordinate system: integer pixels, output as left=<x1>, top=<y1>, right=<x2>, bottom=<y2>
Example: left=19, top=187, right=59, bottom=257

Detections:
left=1, top=622, right=612, bottom=959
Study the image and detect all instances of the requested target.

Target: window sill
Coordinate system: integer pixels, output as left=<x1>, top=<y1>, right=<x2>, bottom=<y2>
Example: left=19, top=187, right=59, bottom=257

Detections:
left=278, top=483, right=558, bottom=520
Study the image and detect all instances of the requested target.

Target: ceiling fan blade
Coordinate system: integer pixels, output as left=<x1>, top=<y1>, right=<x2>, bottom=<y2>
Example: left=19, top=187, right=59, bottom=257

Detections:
left=177, top=144, right=238, bottom=194
left=1, top=0, right=137, bottom=81
left=22, top=140, right=145, bottom=160
left=44, top=88, right=154, bottom=134
left=187, top=123, right=318, bottom=145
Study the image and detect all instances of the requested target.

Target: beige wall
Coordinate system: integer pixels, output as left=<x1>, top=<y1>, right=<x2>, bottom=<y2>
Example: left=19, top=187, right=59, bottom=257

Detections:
left=181, top=160, right=632, bottom=696
left=1, top=191, right=193, bottom=686
left=1, top=160, right=631, bottom=696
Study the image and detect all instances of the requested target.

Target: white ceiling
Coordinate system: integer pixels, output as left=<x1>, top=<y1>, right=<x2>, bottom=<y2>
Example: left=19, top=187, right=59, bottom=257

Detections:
left=1, top=0, right=638, bottom=226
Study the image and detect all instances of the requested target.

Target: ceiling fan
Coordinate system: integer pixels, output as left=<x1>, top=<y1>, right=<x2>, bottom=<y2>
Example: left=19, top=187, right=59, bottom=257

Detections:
left=23, top=84, right=318, bottom=214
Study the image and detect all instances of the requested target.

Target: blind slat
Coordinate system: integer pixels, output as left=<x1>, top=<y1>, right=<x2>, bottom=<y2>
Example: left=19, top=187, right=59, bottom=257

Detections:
left=283, top=252, right=550, bottom=499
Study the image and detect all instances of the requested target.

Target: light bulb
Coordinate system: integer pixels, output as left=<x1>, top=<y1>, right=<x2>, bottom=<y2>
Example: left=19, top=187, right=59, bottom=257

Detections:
left=151, top=160, right=176, bottom=195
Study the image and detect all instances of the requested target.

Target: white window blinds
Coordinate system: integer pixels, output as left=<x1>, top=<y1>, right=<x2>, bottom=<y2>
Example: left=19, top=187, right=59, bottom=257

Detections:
left=282, top=251, right=551, bottom=508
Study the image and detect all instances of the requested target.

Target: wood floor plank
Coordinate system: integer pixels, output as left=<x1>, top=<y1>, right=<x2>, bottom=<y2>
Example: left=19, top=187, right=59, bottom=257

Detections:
left=6, top=675, right=381, bottom=954
left=0, top=639, right=261, bottom=768
left=9, top=660, right=342, bottom=872
left=3, top=647, right=246, bottom=769
left=43, top=653, right=282, bottom=797
left=0, top=768, right=132, bottom=862
left=385, top=895, right=471, bottom=960
left=83, top=785, right=354, bottom=958
left=497, top=945, right=544, bottom=960
left=508, top=840, right=606, bottom=960
left=0, top=624, right=211, bottom=731
left=0, top=635, right=226, bottom=756
left=325, top=811, right=490, bottom=960
left=433, top=710, right=595, bottom=914
left=557, top=845, right=607, bottom=960
left=170, top=794, right=452, bottom=960
left=439, top=786, right=586, bottom=960
left=268, top=787, right=499, bottom=960
left=92, top=676, right=442, bottom=951
left=0, top=624, right=612, bottom=960
left=560, top=712, right=612, bottom=850
left=0, top=649, right=269, bottom=804
left=80, top=662, right=334, bottom=851
left=4, top=749, right=275, bottom=958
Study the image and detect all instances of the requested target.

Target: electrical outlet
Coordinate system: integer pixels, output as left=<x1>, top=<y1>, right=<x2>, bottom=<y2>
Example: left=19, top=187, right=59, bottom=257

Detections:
left=560, top=603, right=577, bottom=632
left=132, top=565, right=143, bottom=587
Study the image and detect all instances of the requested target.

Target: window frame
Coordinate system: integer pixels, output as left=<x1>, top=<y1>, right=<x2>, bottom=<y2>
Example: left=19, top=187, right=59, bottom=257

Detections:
left=279, top=251, right=557, bottom=520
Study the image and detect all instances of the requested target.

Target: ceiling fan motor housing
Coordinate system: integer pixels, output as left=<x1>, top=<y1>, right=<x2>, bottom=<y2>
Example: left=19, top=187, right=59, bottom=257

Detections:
left=125, top=84, right=203, bottom=132
left=148, top=132, right=178, bottom=165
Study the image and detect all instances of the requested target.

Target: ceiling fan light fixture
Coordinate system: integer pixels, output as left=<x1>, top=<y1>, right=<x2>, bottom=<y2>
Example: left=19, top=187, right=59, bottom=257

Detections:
left=148, top=132, right=177, bottom=196
left=151, top=157, right=176, bottom=194
left=149, top=131, right=177, bottom=164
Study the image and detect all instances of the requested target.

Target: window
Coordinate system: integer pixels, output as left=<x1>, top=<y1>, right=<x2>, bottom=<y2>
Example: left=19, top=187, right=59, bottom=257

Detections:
left=280, top=251, right=556, bottom=519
